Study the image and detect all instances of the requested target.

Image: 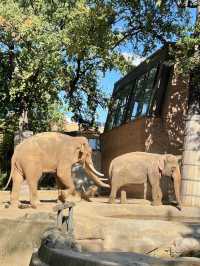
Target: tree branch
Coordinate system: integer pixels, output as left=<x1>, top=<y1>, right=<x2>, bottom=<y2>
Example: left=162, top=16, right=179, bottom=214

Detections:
left=111, top=28, right=141, bottom=50
left=68, top=57, right=82, bottom=98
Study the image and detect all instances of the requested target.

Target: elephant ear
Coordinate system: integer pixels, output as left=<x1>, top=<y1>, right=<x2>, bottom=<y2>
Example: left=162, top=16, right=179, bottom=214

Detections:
left=158, top=156, right=165, bottom=174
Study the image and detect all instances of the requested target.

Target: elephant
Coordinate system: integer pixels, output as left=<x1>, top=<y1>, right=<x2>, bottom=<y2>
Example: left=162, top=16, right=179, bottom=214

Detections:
left=4, top=132, right=109, bottom=208
left=108, top=152, right=181, bottom=209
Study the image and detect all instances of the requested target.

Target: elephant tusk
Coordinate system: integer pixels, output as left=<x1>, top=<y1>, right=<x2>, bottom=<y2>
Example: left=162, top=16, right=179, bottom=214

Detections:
left=87, top=163, right=104, bottom=177
left=99, top=178, right=108, bottom=181
left=84, top=165, right=110, bottom=188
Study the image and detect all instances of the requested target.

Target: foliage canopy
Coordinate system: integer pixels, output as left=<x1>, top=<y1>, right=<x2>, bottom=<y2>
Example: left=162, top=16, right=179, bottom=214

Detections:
left=0, top=0, right=191, bottom=131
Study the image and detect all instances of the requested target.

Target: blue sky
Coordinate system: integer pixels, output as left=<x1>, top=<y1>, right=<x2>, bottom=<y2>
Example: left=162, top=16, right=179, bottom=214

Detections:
left=96, top=70, right=122, bottom=123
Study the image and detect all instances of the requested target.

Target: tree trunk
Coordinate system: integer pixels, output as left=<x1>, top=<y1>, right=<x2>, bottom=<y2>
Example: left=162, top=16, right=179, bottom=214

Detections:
left=181, top=71, right=200, bottom=206
left=181, top=2, right=200, bottom=206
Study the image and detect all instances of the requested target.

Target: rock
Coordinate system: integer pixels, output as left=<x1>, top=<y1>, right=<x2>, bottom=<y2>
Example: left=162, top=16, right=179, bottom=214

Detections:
left=170, top=237, right=200, bottom=257
left=74, top=214, right=194, bottom=254
left=72, top=201, right=200, bottom=255
left=41, top=227, right=81, bottom=252
left=30, top=247, right=200, bottom=266
left=4, top=202, right=10, bottom=208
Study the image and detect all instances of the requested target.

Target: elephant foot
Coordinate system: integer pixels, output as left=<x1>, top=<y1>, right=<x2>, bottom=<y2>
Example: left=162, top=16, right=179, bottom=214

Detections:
left=31, top=204, right=37, bottom=209
left=10, top=200, right=20, bottom=208
left=108, top=198, right=115, bottom=204
left=30, top=200, right=40, bottom=209
left=170, top=200, right=182, bottom=211
left=151, top=201, right=162, bottom=206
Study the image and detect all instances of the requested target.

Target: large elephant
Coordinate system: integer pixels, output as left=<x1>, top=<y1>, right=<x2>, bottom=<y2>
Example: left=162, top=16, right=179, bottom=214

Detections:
left=109, top=152, right=181, bottom=209
left=4, top=132, right=109, bottom=208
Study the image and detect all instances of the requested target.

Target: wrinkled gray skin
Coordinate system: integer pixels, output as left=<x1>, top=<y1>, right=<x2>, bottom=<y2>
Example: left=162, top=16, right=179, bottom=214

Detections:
left=109, top=152, right=182, bottom=209
left=4, top=132, right=109, bottom=208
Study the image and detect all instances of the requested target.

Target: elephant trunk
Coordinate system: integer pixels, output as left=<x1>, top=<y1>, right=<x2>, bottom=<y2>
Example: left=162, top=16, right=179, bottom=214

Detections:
left=172, top=167, right=182, bottom=209
left=85, top=163, right=110, bottom=188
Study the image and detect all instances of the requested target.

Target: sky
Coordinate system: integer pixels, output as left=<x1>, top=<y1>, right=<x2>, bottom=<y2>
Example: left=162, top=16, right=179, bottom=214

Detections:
left=96, top=70, right=122, bottom=124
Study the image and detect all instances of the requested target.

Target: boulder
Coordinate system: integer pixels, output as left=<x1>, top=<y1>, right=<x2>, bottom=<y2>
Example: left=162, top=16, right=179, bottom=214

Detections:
left=170, top=237, right=200, bottom=257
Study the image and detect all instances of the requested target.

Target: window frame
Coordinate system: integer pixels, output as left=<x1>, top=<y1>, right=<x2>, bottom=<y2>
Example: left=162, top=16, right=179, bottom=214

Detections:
left=126, top=64, right=160, bottom=121
left=104, top=46, right=172, bottom=131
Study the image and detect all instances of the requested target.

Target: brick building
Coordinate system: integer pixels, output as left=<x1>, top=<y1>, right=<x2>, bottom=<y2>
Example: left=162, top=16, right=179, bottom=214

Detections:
left=101, top=44, right=199, bottom=203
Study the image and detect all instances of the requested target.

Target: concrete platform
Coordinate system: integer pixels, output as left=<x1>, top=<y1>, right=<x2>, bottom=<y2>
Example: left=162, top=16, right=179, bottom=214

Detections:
left=1, top=191, right=200, bottom=265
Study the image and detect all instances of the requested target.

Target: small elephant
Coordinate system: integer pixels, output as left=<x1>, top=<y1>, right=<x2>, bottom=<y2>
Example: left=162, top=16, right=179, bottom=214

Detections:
left=109, top=152, right=181, bottom=209
left=4, top=132, right=109, bottom=208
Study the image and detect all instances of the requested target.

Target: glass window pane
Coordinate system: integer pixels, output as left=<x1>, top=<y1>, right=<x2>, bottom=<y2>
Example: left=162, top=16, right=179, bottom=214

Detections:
left=112, top=84, right=132, bottom=128
left=142, top=103, right=148, bottom=115
left=132, top=102, right=138, bottom=118
left=106, top=64, right=159, bottom=129
left=131, top=66, right=158, bottom=120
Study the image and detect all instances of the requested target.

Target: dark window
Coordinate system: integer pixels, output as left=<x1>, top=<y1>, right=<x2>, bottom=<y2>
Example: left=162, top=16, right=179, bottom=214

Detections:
left=106, top=84, right=132, bottom=129
left=130, top=66, right=158, bottom=119
left=113, top=84, right=133, bottom=127
left=148, top=64, right=172, bottom=116
left=105, top=96, right=121, bottom=130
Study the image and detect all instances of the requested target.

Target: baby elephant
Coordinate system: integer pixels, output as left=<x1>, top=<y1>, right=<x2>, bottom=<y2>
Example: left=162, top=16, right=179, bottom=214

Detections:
left=109, top=152, right=181, bottom=209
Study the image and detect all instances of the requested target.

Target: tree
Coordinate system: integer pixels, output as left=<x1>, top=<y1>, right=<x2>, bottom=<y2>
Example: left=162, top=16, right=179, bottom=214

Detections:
left=0, top=0, right=190, bottom=131
left=171, top=0, right=200, bottom=116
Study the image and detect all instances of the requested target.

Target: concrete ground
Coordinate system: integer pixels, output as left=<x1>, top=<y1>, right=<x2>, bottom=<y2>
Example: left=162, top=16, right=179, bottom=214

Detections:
left=1, top=190, right=200, bottom=265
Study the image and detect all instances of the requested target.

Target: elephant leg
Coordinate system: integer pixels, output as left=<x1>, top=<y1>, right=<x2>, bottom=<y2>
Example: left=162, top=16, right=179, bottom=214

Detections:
left=28, top=179, right=40, bottom=208
left=108, top=181, right=119, bottom=204
left=148, top=174, right=162, bottom=206
left=57, top=167, right=75, bottom=202
left=24, top=165, right=42, bottom=208
left=10, top=170, right=23, bottom=207
left=56, top=179, right=69, bottom=203
left=151, top=185, right=162, bottom=206
left=144, top=181, right=147, bottom=200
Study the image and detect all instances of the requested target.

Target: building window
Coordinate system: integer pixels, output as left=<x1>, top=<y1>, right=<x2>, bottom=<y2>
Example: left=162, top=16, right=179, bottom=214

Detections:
left=131, top=66, right=158, bottom=119
left=106, top=84, right=133, bottom=129
left=105, top=56, right=172, bottom=131
left=88, top=138, right=100, bottom=151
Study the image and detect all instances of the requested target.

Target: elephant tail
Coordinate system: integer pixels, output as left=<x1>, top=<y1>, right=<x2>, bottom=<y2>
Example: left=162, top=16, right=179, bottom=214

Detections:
left=3, top=167, right=13, bottom=191
left=3, top=155, right=18, bottom=190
